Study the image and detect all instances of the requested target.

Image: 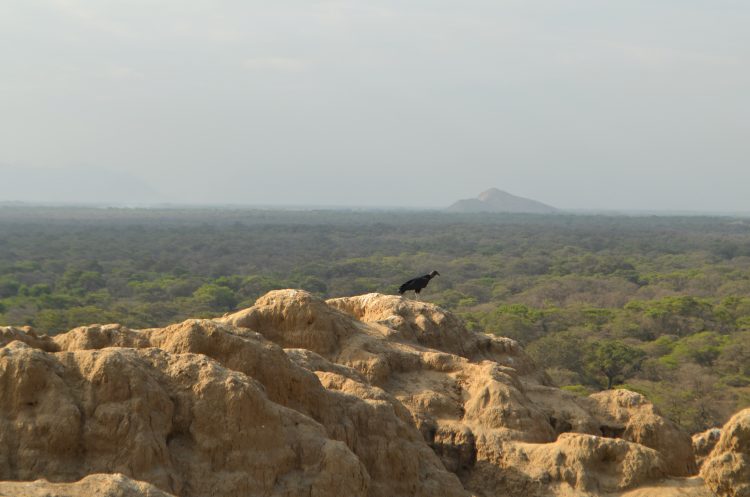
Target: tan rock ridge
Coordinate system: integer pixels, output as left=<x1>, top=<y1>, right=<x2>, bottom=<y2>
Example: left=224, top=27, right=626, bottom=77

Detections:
left=51, top=320, right=466, bottom=497
left=0, top=289, right=741, bottom=497
left=0, top=473, right=177, bottom=497
left=0, top=340, right=369, bottom=497
left=585, top=389, right=697, bottom=476
left=701, top=408, right=750, bottom=497
left=218, top=291, right=702, bottom=496
left=0, top=325, right=58, bottom=351
left=693, top=428, right=722, bottom=468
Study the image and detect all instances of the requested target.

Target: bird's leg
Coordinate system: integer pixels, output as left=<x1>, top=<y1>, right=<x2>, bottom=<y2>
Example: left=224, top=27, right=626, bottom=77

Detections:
left=414, top=292, right=420, bottom=302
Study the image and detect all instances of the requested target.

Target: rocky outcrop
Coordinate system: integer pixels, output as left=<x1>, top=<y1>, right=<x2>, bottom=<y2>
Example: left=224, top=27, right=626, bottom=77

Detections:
left=51, top=319, right=467, bottom=497
left=466, top=433, right=666, bottom=496
left=326, top=293, right=540, bottom=376
left=447, top=188, right=558, bottom=214
left=0, top=290, right=732, bottom=497
left=0, top=326, right=57, bottom=351
left=694, top=428, right=722, bottom=468
left=0, top=474, right=177, bottom=497
left=219, top=291, right=698, bottom=496
left=586, top=389, right=697, bottom=476
left=0, top=340, right=369, bottom=497
left=701, top=408, right=750, bottom=497
left=618, top=477, right=717, bottom=497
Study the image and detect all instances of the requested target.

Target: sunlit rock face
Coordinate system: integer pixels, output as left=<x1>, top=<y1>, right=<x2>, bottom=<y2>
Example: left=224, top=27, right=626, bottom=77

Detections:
left=0, top=474, right=178, bottom=497
left=701, top=408, right=750, bottom=497
left=0, top=289, right=735, bottom=497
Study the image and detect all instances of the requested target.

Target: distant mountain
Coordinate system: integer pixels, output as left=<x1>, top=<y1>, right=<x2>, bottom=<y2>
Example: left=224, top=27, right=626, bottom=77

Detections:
left=447, top=188, right=558, bottom=214
left=0, top=165, right=160, bottom=205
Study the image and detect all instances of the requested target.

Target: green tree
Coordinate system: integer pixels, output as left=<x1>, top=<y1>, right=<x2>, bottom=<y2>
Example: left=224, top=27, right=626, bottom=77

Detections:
left=33, top=309, right=68, bottom=334
left=585, top=340, right=645, bottom=389
left=663, top=331, right=728, bottom=367
left=28, top=283, right=52, bottom=297
left=239, top=275, right=283, bottom=300
left=0, top=277, right=20, bottom=298
left=717, top=331, right=750, bottom=378
left=527, top=330, right=586, bottom=373
left=193, top=284, right=237, bottom=311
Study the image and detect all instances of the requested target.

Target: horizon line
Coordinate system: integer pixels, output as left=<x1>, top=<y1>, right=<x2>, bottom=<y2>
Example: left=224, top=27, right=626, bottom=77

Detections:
left=1, top=201, right=750, bottom=218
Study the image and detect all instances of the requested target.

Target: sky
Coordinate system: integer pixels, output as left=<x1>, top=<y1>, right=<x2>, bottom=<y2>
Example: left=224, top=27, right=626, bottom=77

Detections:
left=1, top=0, right=748, bottom=210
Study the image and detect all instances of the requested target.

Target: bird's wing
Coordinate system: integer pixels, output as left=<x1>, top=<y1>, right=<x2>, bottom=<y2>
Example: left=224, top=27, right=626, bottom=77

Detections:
left=399, top=274, right=434, bottom=293
left=399, top=277, right=418, bottom=293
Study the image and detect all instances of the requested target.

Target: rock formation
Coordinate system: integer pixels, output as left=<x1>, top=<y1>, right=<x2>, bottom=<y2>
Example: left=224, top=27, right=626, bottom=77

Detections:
left=447, top=188, right=558, bottom=214
left=701, top=408, right=750, bottom=497
left=585, top=389, right=697, bottom=476
left=0, top=290, right=747, bottom=496
left=0, top=474, right=177, bottom=497
left=694, top=428, right=722, bottom=468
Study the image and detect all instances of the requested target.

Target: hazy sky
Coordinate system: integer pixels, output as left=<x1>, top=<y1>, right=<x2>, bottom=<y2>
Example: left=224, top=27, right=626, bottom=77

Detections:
left=1, top=1, right=748, bottom=209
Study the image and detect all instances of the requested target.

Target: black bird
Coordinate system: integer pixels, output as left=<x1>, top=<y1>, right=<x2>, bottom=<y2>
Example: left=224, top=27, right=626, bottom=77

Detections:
left=398, top=271, right=440, bottom=299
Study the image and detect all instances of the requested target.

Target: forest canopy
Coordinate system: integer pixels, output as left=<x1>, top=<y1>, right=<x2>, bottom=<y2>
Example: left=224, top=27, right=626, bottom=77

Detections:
left=1, top=206, right=750, bottom=432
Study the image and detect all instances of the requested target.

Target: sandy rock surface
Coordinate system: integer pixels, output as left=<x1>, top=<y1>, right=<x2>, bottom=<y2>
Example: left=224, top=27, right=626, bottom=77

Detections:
left=0, top=473, right=176, bottom=497
left=221, top=291, right=704, bottom=496
left=0, top=289, right=738, bottom=497
left=615, top=477, right=716, bottom=497
left=585, top=389, right=697, bottom=476
left=0, top=340, right=368, bottom=497
left=701, top=408, right=750, bottom=497
left=694, top=428, right=722, bottom=468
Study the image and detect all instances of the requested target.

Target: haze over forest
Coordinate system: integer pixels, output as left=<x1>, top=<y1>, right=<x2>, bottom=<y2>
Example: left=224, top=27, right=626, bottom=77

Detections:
left=1, top=1, right=748, bottom=211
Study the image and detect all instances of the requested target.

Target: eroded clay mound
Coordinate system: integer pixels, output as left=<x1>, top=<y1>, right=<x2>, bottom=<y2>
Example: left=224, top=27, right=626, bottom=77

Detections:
left=701, top=408, right=750, bottom=497
left=0, top=340, right=368, bottom=497
left=0, top=326, right=58, bottom=351
left=618, top=477, right=717, bottom=497
left=53, top=319, right=468, bottom=497
left=586, top=389, right=697, bottom=476
left=693, top=428, right=722, bottom=468
left=221, top=291, right=557, bottom=445
left=326, top=293, right=538, bottom=374
left=0, top=290, right=724, bottom=497
left=220, top=291, right=698, bottom=496
left=467, top=432, right=667, bottom=496
left=0, top=473, right=177, bottom=497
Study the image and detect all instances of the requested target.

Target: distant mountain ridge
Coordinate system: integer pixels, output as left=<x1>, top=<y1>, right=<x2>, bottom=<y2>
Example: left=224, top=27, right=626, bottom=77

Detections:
left=447, top=188, right=558, bottom=213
